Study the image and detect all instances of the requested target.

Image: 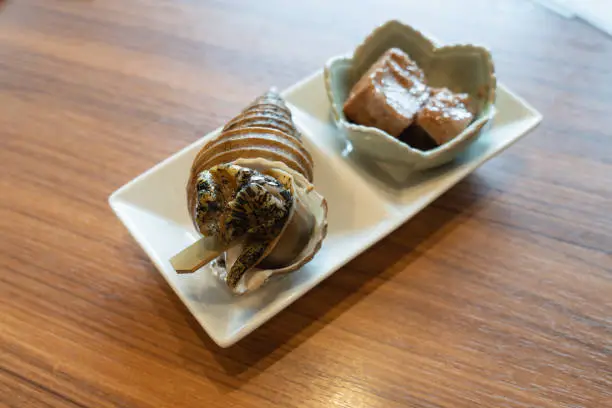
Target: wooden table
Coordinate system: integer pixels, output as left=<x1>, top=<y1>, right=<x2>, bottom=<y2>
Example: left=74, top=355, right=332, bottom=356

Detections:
left=1, top=1, right=611, bottom=407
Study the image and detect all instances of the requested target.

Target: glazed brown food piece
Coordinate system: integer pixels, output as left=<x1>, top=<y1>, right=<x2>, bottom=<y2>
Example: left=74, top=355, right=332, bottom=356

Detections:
left=399, top=125, right=439, bottom=151
left=343, top=48, right=429, bottom=137
left=416, top=88, right=474, bottom=145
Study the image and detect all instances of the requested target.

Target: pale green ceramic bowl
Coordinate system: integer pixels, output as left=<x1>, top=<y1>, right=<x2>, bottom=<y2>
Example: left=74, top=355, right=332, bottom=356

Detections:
left=324, top=20, right=497, bottom=171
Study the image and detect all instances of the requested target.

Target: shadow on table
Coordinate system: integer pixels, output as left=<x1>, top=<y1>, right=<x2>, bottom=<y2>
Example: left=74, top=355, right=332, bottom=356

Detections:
left=150, top=174, right=495, bottom=391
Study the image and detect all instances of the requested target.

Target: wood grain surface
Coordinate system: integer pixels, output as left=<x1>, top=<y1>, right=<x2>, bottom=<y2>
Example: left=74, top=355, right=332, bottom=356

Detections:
left=1, top=0, right=611, bottom=407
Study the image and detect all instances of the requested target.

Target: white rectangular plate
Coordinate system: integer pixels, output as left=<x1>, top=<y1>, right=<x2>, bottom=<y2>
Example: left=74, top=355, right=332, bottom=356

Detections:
left=109, top=70, right=542, bottom=347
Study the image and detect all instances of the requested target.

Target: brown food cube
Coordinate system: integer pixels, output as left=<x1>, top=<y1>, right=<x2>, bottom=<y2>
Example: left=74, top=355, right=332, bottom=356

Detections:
left=416, top=88, right=474, bottom=145
left=343, top=48, right=429, bottom=137
left=399, top=125, right=439, bottom=151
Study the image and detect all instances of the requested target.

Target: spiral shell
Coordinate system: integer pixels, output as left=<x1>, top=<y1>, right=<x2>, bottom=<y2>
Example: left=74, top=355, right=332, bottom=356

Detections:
left=185, top=90, right=328, bottom=294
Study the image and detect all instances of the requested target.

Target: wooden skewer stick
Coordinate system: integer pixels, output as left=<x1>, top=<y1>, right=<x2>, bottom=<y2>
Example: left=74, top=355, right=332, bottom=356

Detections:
left=170, top=237, right=228, bottom=274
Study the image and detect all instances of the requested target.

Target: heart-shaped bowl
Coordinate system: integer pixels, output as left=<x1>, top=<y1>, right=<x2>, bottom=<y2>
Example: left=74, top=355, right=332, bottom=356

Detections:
left=324, top=20, right=497, bottom=173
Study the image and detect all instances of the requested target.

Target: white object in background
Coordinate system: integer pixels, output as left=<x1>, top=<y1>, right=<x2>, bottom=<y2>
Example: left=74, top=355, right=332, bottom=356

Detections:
left=109, top=70, right=542, bottom=348
left=533, top=0, right=612, bottom=36
left=533, top=0, right=576, bottom=17
left=569, top=0, right=612, bottom=36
